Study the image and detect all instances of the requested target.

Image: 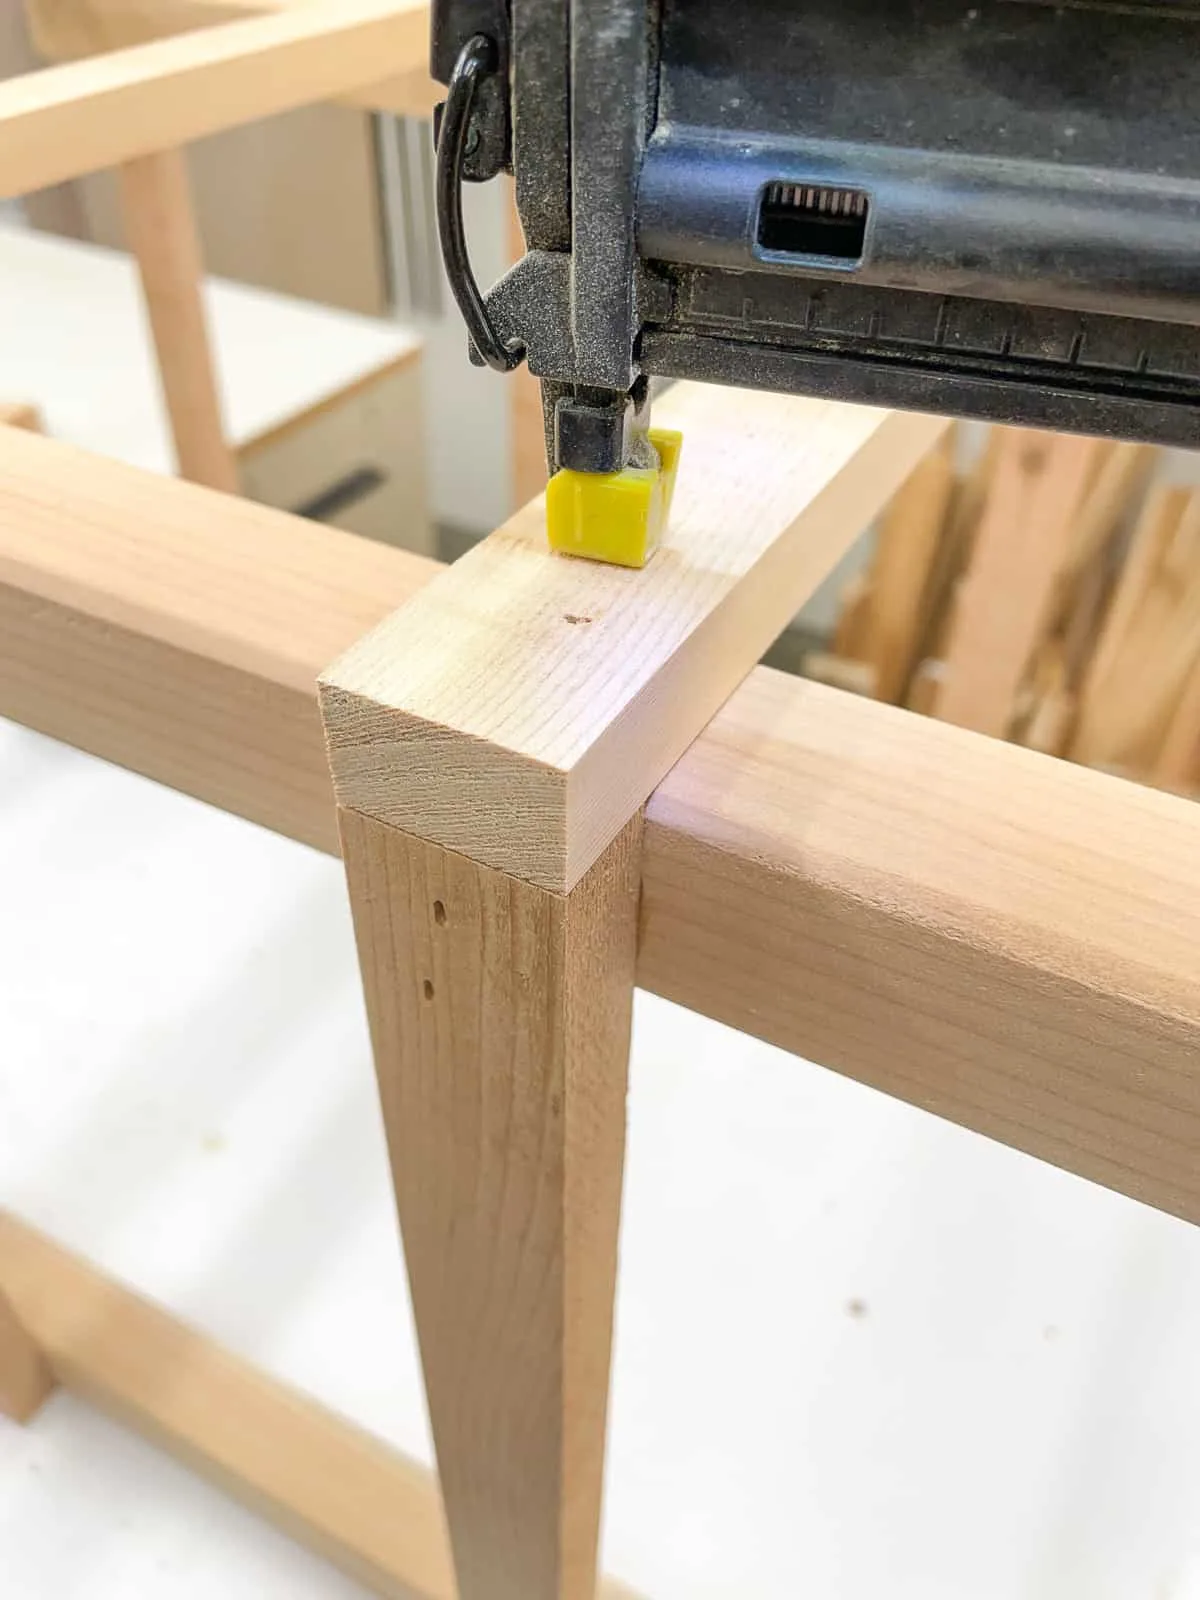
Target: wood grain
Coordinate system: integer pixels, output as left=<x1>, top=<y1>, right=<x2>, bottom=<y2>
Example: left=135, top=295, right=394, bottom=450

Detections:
left=322, top=384, right=949, bottom=892
left=832, top=570, right=872, bottom=660
left=1052, top=441, right=1155, bottom=614
left=337, top=813, right=642, bottom=1600
left=936, top=429, right=1102, bottom=736
left=0, top=422, right=436, bottom=852
left=1154, top=651, right=1200, bottom=790
left=0, top=1283, right=54, bottom=1423
left=5, top=429, right=1200, bottom=1227
left=0, top=1211, right=640, bottom=1599
left=2, top=0, right=89, bottom=235
left=1073, top=487, right=1199, bottom=768
left=863, top=434, right=955, bottom=703
left=0, top=0, right=428, bottom=198
left=116, top=146, right=238, bottom=492
left=903, top=429, right=1002, bottom=694
left=26, top=0, right=437, bottom=117
left=641, top=668, right=1200, bottom=1226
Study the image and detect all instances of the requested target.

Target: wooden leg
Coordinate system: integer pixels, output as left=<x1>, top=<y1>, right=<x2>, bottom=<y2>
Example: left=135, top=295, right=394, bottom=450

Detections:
left=320, top=381, right=940, bottom=1591
left=338, top=808, right=642, bottom=1600
left=0, top=1285, right=54, bottom=1425
left=117, top=147, right=239, bottom=494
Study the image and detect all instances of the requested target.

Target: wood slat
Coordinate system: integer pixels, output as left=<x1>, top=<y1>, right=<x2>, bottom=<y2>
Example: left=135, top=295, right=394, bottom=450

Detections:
left=0, top=1283, right=54, bottom=1424
left=1073, top=488, right=1200, bottom=769
left=935, top=429, right=1102, bottom=737
left=116, top=145, right=238, bottom=492
left=0, top=422, right=437, bottom=852
left=1154, top=651, right=1200, bottom=790
left=641, top=668, right=1200, bottom=1226
left=25, top=0, right=437, bottom=118
left=1, top=0, right=428, bottom=198
left=0, top=1211, right=639, bottom=1600
left=862, top=434, right=955, bottom=703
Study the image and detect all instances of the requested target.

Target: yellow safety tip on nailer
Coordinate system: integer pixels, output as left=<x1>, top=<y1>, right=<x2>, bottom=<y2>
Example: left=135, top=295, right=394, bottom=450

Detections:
left=545, top=427, right=684, bottom=569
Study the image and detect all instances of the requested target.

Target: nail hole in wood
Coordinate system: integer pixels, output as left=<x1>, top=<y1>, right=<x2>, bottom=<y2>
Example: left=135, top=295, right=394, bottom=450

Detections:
left=433, top=900, right=446, bottom=925
left=423, top=979, right=435, bottom=1000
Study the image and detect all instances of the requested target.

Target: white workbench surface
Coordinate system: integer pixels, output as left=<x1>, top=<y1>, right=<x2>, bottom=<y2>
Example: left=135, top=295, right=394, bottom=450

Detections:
left=0, top=223, right=421, bottom=478
left=3, top=711, right=1200, bottom=1599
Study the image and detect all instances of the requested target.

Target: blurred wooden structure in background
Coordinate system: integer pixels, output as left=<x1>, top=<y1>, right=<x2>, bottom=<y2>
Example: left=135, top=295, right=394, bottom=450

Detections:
left=816, top=425, right=1200, bottom=797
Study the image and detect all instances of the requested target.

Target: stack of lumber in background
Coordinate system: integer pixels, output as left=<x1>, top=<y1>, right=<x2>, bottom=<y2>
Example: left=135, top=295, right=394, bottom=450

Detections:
left=812, top=426, right=1200, bottom=797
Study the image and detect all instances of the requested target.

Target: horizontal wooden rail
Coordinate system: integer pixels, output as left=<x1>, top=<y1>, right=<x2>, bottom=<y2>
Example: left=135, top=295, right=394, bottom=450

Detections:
left=0, top=425, right=437, bottom=852
left=0, top=1211, right=638, bottom=1600
left=0, top=0, right=428, bottom=199
left=24, top=0, right=438, bottom=119
left=644, top=670, right=1200, bottom=1226
left=2, top=424, right=1199, bottom=1224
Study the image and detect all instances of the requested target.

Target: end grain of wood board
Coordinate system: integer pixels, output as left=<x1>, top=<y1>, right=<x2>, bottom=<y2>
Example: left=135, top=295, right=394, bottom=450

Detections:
left=641, top=669, right=1200, bottom=1226
left=25, top=0, right=437, bottom=117
left=0, top=423, right=436, bottom=851
left=321, top=385, right=949, bottom=892
left=0, top=1212, right=641, bottom=1600
left=0, top=0, right=428, bottom=198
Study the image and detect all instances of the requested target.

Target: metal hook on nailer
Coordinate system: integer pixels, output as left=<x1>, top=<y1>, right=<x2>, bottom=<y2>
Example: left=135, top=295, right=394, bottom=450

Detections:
left=434, top=33, right=525, bottom=374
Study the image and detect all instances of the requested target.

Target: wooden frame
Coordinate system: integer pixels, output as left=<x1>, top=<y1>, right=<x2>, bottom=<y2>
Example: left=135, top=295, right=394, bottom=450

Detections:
left=17, top=0, right=542, bottom=516
left=10, top=0, right=434, bottom=492
left=3, top=10, right=1200, bottom=1597
left=4, top=387, right=1200, bottom=1594
left=0, top=1211, right=637, bottom=1600
left=23, top=0, right=438, bottom=118
left=4, top=0, right=429, bottom=194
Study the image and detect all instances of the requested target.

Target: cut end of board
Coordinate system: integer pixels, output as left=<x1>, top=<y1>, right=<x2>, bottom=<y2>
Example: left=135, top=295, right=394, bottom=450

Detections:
left=320, top=385, right=949, bottom=895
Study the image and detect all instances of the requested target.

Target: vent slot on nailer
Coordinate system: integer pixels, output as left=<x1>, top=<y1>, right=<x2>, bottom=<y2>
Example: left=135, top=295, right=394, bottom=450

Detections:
left=758, top=183, right=870, bottom=263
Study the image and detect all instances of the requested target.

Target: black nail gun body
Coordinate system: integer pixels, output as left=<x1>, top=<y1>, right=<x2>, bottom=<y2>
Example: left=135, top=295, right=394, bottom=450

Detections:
left=432, top=0, right=1200, bottom=475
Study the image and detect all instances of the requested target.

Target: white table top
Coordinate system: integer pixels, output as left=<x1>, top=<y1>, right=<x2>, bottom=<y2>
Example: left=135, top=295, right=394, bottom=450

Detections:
left=3, top=712, right=1200, bottom=1599
left=0, top=223, right=420, bottom=478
